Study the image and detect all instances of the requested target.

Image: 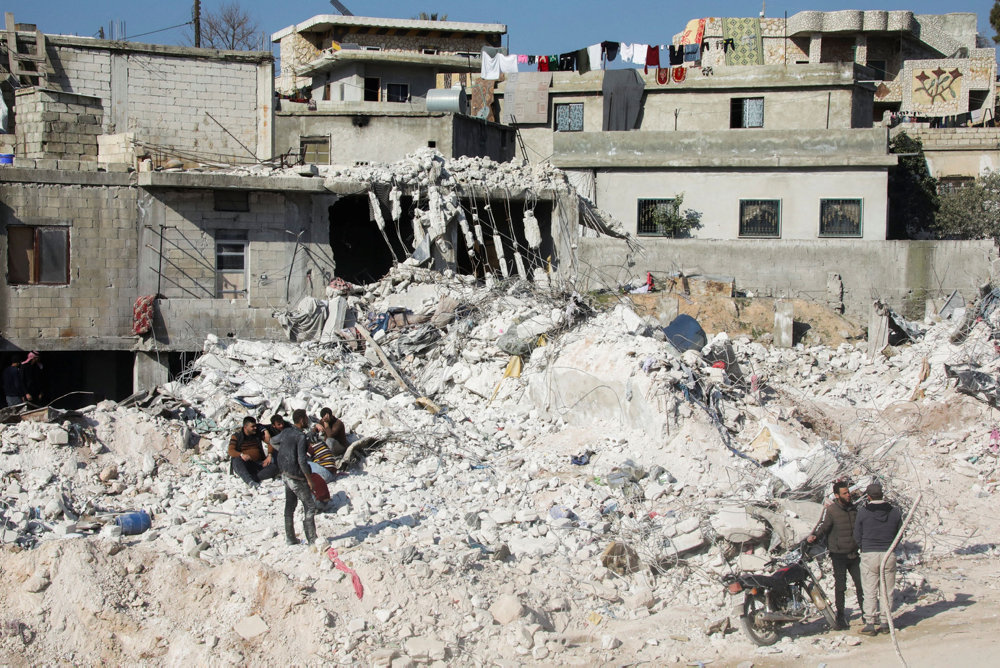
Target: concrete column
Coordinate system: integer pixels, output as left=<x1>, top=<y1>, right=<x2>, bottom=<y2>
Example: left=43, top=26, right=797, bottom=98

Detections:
left=809, top=34, right=823, bottom=64
left=774, top=301, right=794, bottom=348
left=134, top=351, right=169, bottom=392
left=110, top=53, right=128, bottom=133
left=854, top=35, right=868, bottom=66
left=867, top=301, right=890, bottom=358
left=256, top=61, right=274, bottom=160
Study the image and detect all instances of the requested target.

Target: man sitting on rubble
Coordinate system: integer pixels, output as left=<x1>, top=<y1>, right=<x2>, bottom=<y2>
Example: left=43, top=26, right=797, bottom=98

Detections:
left=807, top=480, right=864, bottom=629
left=296, top=410, right=338, bottom=484
left=267, top=413, right=318, bottom=545
left=228, top=417, right=278, bottom=488
left=316, top=406, right=348, bottom=457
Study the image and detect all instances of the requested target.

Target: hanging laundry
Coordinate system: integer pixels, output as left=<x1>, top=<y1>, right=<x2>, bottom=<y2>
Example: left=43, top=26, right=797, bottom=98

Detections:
left=668, top=45, right=683, bottom=66
left=517, top=54, right=529, bottom=64
left=528, top=55, right=536, bottom=65
left=679, top=18, right=706, bottom=45
left=576, top=48, right=591, bottom=75
left=602, top=68, right=645, bottom=131
left=498, top=54, right=519, bottom=74
left=656, top=66, right=671, bottom=85
left=482, top=46, right=503, bottom=57
left=631, top=44, right=648, bottom=65
left=683, top=44, right=700, bottom=62
left=645, top=46, right=660, bottom=74
left=549, top=54, right=560, bottom=71
left=481, top=51, right=502, bottom=80
left=559, top=52, right=577, bottom=72
left=602, top=41, right=620, bottom=63
left=723, top=38, right=735, bottom=52
left=619, top=43, right=634, bottom=62
left=537, top=55, right=549, bottom=72
left=587, top=44, right=603, bottom=70
left=701, top=40, right=711, bottom=53
left=672, top=66, right=686, bottom=83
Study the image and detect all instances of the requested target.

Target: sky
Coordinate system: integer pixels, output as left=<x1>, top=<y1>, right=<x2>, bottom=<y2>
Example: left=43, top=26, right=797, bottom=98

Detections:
left=4, top=0, right=995, bottom=57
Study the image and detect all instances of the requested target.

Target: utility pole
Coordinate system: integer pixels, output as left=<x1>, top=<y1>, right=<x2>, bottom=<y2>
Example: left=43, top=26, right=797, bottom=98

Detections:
left=193, top=0, right=201, bottom=47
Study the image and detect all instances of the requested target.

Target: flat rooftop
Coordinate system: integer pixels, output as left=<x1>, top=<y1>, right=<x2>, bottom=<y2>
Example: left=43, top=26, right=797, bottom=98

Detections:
left=272, top=15, right=506, bottom=42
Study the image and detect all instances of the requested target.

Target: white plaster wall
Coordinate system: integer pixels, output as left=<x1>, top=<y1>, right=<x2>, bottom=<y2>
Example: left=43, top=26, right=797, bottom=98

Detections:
left=594, top=168, right=889, bottom=240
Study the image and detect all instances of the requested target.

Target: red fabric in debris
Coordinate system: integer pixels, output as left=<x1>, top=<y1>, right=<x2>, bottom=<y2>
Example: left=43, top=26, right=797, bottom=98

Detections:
left=327, top=548, right=364, bottom=599
left=133, top=296, right=156, bottom=335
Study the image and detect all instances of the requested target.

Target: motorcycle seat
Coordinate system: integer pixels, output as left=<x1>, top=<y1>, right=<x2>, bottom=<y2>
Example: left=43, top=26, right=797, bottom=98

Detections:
left=741, top=574, right=787, bottom=590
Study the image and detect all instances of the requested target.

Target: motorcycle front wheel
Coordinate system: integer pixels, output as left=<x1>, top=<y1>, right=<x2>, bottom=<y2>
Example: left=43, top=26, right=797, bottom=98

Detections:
left=809, top=583, right=838, bottom=630
left=739, top=596, right=779, bottom=646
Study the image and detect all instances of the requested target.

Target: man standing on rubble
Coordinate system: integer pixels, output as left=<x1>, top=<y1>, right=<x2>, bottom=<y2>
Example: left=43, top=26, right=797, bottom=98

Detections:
left=854, top=482, right=903, bottom=636
left=228, top=417, right=278, bottom=487
left=268, top=413, right=318, bottom=545
left=808, top=481, right=864, bottom=629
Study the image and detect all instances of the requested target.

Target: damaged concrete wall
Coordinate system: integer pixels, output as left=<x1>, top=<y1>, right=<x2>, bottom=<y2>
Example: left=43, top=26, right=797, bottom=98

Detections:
left=0, top=172, right=137, bottom=351
left=136, top=187, right=337, bottom=350
left=576, top=237, right=997, bottom=318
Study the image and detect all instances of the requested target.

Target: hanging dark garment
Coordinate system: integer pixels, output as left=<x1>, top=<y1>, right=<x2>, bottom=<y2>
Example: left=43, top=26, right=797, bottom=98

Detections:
left=602, top=68, right=645, bottom=131
left=644, top=46, right=660, bottom=74
left=668, top=45, right=684, bottom=65
left=602, top=41, right=620, bottom=62
left=576, top=48, right=591, bottom=74
left=559, top=52, right=577, bottom=72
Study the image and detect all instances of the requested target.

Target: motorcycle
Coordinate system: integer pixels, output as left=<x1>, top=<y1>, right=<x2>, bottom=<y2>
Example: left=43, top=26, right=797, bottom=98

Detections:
left=722, top=540, right=837, bottom=646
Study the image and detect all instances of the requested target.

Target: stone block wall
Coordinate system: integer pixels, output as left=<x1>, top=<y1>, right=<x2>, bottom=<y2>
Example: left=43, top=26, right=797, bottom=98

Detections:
left=576, top=237, right=997, bottom=318
left=13, top=88, right=102, bottom=164
left=0, top=177, right=138, bottom=350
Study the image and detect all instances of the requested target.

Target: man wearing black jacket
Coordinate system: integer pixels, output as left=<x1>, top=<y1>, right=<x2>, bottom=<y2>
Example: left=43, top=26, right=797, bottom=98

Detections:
left=808, top=481, right=864, bottom=629
left=267, top=413, right=317, bottom=546
left=854, top=482, right=903, bottom=636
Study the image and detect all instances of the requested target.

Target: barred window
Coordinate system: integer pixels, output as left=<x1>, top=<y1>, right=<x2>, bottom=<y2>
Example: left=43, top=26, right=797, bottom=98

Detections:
left=637, top=198, right=678, bottom=237
left=819, top=199, right=863, bottom=237
left=739, top=200, right=781, bottom=238
left=554, top=102, right=584, bottom=132
left=216, top=229, right=248, bottom=298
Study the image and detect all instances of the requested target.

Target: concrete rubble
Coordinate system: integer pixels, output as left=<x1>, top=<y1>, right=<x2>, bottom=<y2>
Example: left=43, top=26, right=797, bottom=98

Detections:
left=2, top=266, right=1000, bottom=664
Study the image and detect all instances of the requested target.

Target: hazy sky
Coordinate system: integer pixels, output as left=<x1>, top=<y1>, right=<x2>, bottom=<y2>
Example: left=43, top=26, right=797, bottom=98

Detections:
left=4, top=0, right=995, bottom=57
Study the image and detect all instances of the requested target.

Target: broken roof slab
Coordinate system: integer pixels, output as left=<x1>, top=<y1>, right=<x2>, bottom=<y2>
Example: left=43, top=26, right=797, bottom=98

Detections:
left=272, top=15, right=506, bottom=42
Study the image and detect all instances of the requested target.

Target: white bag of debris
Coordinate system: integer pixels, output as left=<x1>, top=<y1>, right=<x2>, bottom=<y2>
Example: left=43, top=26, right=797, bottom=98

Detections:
left=275, top=296, right=328, bottom=342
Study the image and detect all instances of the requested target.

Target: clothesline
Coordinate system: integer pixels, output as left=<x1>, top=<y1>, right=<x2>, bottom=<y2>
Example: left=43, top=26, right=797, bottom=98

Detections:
left=480, top=18, right=722, bottom=80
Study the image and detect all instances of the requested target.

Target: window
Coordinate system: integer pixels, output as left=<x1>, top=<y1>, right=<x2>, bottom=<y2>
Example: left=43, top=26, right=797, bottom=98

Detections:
left=819, top=199, right=863, bottom=237
left=363, top=77, right=380, bottom=102
left=7, top=225, right=69, bottom=285
left=362, top=46, right=382, bottom=52
left=422, top=48, right=439, bottom=55
left=322, top=83, right=331, bottom=101
left=867, top=60, right=887, bottom=80
left=938, top=176, right=974, bottom=194
left=300, top=136, right=331, bottom=164
left=637, top=198, right=679, bottom=237
left=213, top=190, right=249, bottom=212
left=386, top=83, right=409, bottom=103
left=554, top=102, right=584, bottom=132
left=216, top=230, right=248, bottom=298
left=730, top=97, right=764, bottom=128
left=739, top=200, right=781, bottom=238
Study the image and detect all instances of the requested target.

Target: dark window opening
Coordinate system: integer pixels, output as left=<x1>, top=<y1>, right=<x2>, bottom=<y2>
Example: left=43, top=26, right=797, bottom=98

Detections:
left=7, top=225, right=69, bottom=285
left=819, top=199, right=862, bottom=237
left=364, top=77, right=380, bottom=101
left=1, top=350, right=134, bottom=410
left=730, top=97, right=764, bottom=129
left=637, top=198, right=679, bottom=237
left=427, top=140, right=437, bottom=148
left=554, top=102, right=584, bottom=132
left=329, top=194, right=414, bottom=284
left=739, top=200, right=781, bottom=238
left=300, top=136, right=331, bottom=164
left=213, top=190, right=249, bottom=212
left=867, top=60, right=887, bottom=80
left=323, top=83, right=331, bottom=101
left=970, top=89, right=990, bottom=112
left=386, top=83, right=409, bottom=103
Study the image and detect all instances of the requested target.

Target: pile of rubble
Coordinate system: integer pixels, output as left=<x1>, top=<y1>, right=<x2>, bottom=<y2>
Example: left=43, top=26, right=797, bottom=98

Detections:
left=1, top=270, right=999, bottom=664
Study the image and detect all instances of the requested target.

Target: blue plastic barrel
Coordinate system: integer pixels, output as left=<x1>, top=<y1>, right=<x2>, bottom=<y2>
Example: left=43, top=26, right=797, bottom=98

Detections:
left=663, top=314, right=707, bottom=352
left=0, top=154, right=13, bottom=165
left=115, top=510, right=151, bottom=535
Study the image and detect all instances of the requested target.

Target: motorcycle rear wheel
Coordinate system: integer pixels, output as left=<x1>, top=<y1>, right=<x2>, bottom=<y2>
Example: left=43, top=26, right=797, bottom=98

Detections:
left=739, top=596, right=779, bottom=646
left=809, top=584, right=838, bottom=630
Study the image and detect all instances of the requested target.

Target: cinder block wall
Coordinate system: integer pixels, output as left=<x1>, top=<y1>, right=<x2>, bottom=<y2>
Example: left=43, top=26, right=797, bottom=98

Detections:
left=13, top=88, right=103, bottom=163
left=576, top=237, right=998, bottom=319
left=46, top=42, right=267, bottom=163
left=0, top=180, right=138, bottom=348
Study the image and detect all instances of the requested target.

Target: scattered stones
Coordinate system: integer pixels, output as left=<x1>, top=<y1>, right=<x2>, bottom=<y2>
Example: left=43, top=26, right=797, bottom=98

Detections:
left=489, top=594, right=524, bottom=625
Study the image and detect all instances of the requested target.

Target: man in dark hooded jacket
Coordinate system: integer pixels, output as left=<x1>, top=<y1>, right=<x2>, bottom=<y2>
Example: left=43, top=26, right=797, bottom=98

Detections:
left=854, top=482, right=902, bottom=636
left=808, top=481, right=864, bottom=628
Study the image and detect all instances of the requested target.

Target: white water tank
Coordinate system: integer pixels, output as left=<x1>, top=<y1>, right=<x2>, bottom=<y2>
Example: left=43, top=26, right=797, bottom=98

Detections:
left=426, top=87, right=468, bottom=115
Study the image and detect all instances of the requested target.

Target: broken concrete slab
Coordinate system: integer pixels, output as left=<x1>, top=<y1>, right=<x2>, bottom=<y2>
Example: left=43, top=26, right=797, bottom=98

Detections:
left=774, top=301, right=794, bottom=349
left=234, top=615, right=268, bottom=640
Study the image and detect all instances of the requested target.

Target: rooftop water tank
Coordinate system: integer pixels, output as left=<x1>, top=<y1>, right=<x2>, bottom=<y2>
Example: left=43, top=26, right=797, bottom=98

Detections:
left=426, top=87, right=468, bottom=115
